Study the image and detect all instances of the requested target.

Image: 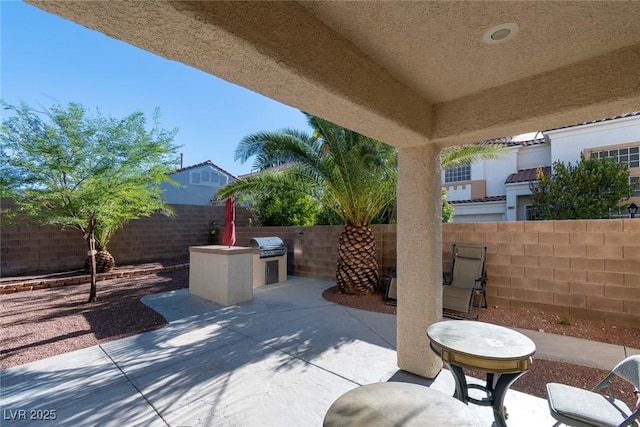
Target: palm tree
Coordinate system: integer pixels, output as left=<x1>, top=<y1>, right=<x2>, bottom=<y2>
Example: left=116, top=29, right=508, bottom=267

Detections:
left=217, top=115, right=396, bottom=294
left=217, top=115, right=507, bottom=295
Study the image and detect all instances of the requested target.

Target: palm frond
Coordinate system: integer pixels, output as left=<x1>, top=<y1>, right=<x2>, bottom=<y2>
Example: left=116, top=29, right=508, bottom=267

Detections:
left=215, top=167, right=320, bottom=202
left=441, top=143, right=509, bottom=168
left=221, top=115, right=397, bottom=226
left=234, top=129, right=317, bottom=171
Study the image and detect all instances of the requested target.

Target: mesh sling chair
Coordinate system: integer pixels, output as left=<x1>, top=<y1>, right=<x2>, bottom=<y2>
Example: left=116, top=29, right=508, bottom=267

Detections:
left=383, top=267, right=397, bottom=306
left=442, top=244, right=487, bottom=319
left=546, top=355, right=640, bottom=427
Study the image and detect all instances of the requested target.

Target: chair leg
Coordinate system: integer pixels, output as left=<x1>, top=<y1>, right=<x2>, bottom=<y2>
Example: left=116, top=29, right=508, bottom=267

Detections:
left=466, top=295, right=480, bottom=320
left=468, top=303, right=479, bottom=320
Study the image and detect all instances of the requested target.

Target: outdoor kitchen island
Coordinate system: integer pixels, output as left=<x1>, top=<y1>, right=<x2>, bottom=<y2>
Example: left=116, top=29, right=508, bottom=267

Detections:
left=188, top=245, right=256, bottom=306
left=189, top=239, right=287, bottom=306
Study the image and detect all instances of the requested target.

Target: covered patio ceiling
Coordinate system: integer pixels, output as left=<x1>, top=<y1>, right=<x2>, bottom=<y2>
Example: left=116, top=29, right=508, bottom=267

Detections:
left=26, top=1, right=640, bottom=149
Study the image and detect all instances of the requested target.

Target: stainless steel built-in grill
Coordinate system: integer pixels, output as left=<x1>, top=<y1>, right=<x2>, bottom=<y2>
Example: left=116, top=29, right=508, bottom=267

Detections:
left=249, top=237, right=286, bottom=258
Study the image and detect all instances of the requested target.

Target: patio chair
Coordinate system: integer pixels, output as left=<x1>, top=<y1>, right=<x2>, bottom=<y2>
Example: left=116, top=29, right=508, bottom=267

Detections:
left=546, top=355, right=640, bottom=427
left=442, top=244, right=487, bottom=320
left=382, top=267, right=397, bottom=306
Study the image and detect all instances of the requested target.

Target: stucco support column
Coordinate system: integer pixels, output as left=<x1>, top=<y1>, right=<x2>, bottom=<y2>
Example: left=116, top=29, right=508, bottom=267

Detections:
left=396, top=144, right=443, bottom=378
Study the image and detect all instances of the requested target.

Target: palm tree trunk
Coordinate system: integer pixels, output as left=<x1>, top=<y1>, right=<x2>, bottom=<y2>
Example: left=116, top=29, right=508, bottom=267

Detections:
left=336, top=224, right=378, bottom=294
left=85, top=248, right=115, bottom=273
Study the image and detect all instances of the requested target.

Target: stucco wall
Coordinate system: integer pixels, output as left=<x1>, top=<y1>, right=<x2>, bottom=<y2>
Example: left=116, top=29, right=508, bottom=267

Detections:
left=483, top=153, right=518, bottom=197
left=549, top=115, right=640, bottom=166
left=518, top=143, right=551, bottom=171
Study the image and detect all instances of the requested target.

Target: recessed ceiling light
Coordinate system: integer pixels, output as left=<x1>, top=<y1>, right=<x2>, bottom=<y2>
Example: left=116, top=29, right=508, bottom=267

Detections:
left=482, top=23, right=519, bottom=44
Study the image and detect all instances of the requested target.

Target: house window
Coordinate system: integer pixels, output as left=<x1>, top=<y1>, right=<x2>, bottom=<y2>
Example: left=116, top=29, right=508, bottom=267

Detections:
left=209, top=171, right=218, bottom=185
left=589, top=146, right=640, bottom=199
left=590, top=146, right=640, bottom=168
left=444, top=165, right=471, bottom=183
left=190, top=170, right=230, bottom=186
left=631, top=176, right=640, bottom=197
left=190, top=171, right=213, bottom=186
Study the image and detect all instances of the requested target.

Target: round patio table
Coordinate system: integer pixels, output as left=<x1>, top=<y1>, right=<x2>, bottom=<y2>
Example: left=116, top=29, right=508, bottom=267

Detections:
left=427, top=320, right=536, bottom=427
left=323, top=382, right=482, bottom=426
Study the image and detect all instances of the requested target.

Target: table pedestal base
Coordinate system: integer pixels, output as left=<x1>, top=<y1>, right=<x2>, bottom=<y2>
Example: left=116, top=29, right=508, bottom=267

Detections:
left=448, top=364, right=525, bottom=427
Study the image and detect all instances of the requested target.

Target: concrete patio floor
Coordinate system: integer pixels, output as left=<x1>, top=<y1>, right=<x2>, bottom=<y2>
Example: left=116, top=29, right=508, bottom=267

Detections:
left=1, top=276, right=571, bottom=426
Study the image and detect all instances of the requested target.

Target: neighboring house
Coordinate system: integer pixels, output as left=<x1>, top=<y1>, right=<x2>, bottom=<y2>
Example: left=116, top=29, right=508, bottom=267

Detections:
left=161, top=160, right=236, bottom=205
left=236, top=163, right=292, bottom=179
left=444, top=112, right=640, bottom=222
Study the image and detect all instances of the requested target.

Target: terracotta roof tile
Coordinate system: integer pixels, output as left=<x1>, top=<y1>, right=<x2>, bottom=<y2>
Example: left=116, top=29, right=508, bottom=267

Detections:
left=450, top=195, right=506, bottom=205
left=545, top=111, right=640, bottom=132
left=505, top=167, right=550, bottom=184
left=484, top=137, right=546, bottom=147
left=482, top=111, right=639, bottom=145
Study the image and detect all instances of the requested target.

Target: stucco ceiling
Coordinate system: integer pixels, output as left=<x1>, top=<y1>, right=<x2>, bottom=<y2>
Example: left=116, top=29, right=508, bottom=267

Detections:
left=26, top=1, right=640, bottom=149
left=301, top=1, right=640, bottom=104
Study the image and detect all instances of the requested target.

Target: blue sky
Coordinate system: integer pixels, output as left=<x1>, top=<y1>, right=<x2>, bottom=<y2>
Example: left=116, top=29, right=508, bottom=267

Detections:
left=1, top=1, right=312, bottom=177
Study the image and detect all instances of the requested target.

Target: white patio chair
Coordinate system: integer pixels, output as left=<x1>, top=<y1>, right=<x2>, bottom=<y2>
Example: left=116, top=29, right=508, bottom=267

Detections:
left=546, top=355, right=640, bottom=427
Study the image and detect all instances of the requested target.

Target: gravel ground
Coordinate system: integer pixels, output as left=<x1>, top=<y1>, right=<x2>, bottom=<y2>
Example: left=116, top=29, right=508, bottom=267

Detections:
left=0, top=270, right=188, bottom=369
left=1, top=273, right=638, bottom=410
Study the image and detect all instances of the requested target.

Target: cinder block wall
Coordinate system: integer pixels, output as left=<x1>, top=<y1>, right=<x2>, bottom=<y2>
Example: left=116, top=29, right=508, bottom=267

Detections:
left=442, top=220, right=640, bottom=328
left=1, top=203, right=251, bottom=275
left=3, top=206, right=638, bottom=327
left=235, top=225, right=397, bottom=281
left=238, top=220, right=639, bottom=328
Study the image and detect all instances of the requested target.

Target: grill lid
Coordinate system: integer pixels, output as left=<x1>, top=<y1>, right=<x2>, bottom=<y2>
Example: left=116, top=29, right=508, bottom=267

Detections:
left=249, top=237, right=285, bottom=249
left=250, top=237, right=286, bottom=258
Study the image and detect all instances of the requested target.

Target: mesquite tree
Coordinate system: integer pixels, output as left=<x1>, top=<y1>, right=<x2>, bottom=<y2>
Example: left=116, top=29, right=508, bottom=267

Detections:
left=1, top=101, right=179, bottom=302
